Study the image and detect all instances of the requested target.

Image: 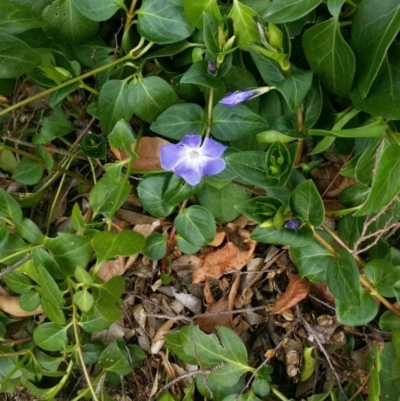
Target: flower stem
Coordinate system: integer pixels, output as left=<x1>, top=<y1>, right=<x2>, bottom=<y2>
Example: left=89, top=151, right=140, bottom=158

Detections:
left=124, top=0, right=138, bottom=33
left=204, top=88, right=214, bottom=138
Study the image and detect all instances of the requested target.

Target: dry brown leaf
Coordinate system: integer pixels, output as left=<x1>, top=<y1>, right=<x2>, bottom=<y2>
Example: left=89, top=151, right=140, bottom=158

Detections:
left=272, top=274, right=310, bottom=315
left=309, top=282, right=335, bottom=304
left=192, top=240, right=257, bottom=283
left=0, top=295, right=43, bottom=317
left=195, top=295, right=231, bottom=333
left=203, top=279, right=216, bottom=305
left=209, top=231, right=226, bottom=247
left=133, top=137, right=170, bottom=170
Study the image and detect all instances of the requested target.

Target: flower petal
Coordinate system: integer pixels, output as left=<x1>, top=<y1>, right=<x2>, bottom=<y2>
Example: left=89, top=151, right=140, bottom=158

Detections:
left=218, top=89, right=257, bottom=107
left=180, top=135, right=202, bottom=148
left=160, top=144, right=189, bottom=170
left=174, top=159, right=202, bottom=186
left=201, top=138, right=227, bottom=158
left=199, top=158, right=226, bottom=177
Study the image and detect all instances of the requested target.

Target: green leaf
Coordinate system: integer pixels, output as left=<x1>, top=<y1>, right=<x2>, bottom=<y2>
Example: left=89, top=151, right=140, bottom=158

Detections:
left=303, top=78, right=322, bottom=130
left=80, top=133, right=107, bottom=159
left=379, top=311, right=400, bottom=331
left=20, top=290, right=41, bottom=311
left=137, top=175, right=175, bottom=217
left=150, top=103, right=205, bottom=141
left=98, top=342, right=131, bottom=375
left=369, top=347, right=381, bottom=401
left=289, top=180, right=324, bottom=227
left=32, top=248, right=64, bottom=280
left=336, top=289, right=378, bottom=326
left=34, top=262, right=63, bottom=306
left=40, top=298, right=66, bottom=325
left=34, top=107, right=74, bottom=144
left=0, top=34, right=41, bottom=79
left=93, top=276, right=124, bottom=321
left=211, top=104, right=268, bottom=141
left=15, top=218, right=44, bottom=245
left=379, top=343, right=400, bottom=401
left=249, top=45, right=285, bottom=85
left=91, top=231, right=146, bottom=265
left=184, top=0, right=221, bottom=29
left=326, top=249, right=361, bottom=306
left=265, top=141, right=296, bottom=187
left=129, top=77, right=179, bottom=124
left=79, top=307, right=113, bottom=333
left=42, top=0, right=98, bottom=44
left=4, top=272, right=33, bottom=294
left=251, top=225, right=314, bottom=248
left=174, top=205, right=216, bottom=247
left=75, top=266, right=93, bottom=285
left=71, top=203, right=85, bottom=232
left=0, top=234, right=27, bottom=265
left=364, top=260, right=400, bottom=298
left=98, top=80, right=134, bottom=135
left=106, top=122, right=134, bottom=158
left=12, top=157, right=43, bottom=185
left=338, top=183, right=370, bottom=208
left=180, top=61, right=225, bottom=90
left=33, top=323, right=68, bottom=351
left=276, top=70, right=313, bottom=111
left=165, top=325, right=253, bottom=386
left=142, top=233, right=167, bottom=260
left=197, top=182, right=252, bottom=224
left=137, top=0, right=194, bottom=44
left=235, top=196, right=284, bottom=224
left=197, top=375, right=246, bottom=401
left=0, top=0, right=43, bottom=34
left=228, top=0, right=261, bottom=50
left=262, top=0, right=322, bottom=23
left=203, top=12, right=220, bottom=57
left=303, top=17, right=355, bottom=97
left=327, top=0, right=343, bottom=16
left=163, top=175, right=199, bottom=206
left=355, top=144, right=400, bottom=216
left=73, top=290, right=94, bottom=313
left=73, top=0, right=124, bottom=21
left=176, top=235, right=201, bottom=255
left=44, top=233, right=92, bottom=276
left=351, top=0, right=400, bottom=98
left=0, top=223, right=8, bottom=252
left=0, top=189, right=23, bottom=223
left=309, top=121, right=388, bottom=139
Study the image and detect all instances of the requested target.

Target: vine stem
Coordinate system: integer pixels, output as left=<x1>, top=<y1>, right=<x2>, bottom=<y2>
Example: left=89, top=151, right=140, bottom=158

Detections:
left=204, top=88, right=214, bottom=138
left=124, top=0, right=138, bottom=32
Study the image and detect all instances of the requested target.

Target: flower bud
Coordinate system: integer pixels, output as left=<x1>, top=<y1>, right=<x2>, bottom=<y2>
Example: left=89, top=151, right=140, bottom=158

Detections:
left=284, top=219, right=302, bottom=230
left=207, top=61, right=218, bottom=75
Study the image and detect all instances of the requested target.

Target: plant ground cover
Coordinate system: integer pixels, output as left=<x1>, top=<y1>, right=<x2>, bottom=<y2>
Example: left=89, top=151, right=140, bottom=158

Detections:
left=1, top=0, right=400, bottom=400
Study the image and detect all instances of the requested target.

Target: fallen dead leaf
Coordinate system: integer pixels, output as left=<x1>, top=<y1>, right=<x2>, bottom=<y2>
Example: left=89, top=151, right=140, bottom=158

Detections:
left=196, top=295, right=231, bottom=333
left=0, top=294, right=43, bottom=317
left=192, top=240, right=257, bottom=283
left=309, top=282, right=335, bottom=304
left=272, top=274, right=310, bottom=315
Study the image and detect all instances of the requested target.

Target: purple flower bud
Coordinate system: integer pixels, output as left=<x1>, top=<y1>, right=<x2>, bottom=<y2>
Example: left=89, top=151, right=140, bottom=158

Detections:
left=218, top=86, right=275, bottom=107
left=160, top=135, right=227, bottom=186
left=207, top=61, right=218, bottom=75
left=284, top=219, right=302, bottom=230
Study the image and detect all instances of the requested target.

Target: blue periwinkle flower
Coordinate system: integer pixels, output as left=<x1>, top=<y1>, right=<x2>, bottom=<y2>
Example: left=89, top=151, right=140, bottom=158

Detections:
left=207, top=61, right=218, bottom=75
left=160, top=135, right=227, bottom=186
left=218, top=86, right=275, bottom=107
left=284, top=218, right=302, bottom=230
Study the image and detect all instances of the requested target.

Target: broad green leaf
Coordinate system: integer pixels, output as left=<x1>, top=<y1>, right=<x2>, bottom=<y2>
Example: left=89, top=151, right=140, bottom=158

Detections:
left=327, top=0, right=343, bottom=16
left=251, top=225, right=314, bottom=248
left=82, top=134, right=106, bottom=158
left=4, top=272, right=33, bottom=294
left=108, top=120, right=135, bottom=156
left=93, top=276, right=124, bottom=321
left=265, top=141, right=296, bottom=187
left=129, top=77, right=179, bottom=124
left=75, top=266, right=93, bottom=285
left=91, top=231, right=146, bottom=265
left=211, top=104, right=268, bottom=141
left=142, top=233, right=167, bottom=260
left=276, top=70, right=313, bottom=111
left=34, top=262, right=63, bottom=306
left=354, top=138, right=379, bottom=185
left=249, top=45, right=285, bottom=85
left=174, top=205, right=216, bottom=247
left=79, top=306, right=113, bottom=333
left=176, top=235, right=201, bottom=254
left=151, top=103, right=205, bottom=140
left=34, top=107, right=74, bottom=144
left=73, top=0, right=124, bottom=21
left=262, top=0, right=322, bottom=23
left=235, top=196, right=284, bottom=224
left=71, top=203, right=85, bottom=232
left=364, top=260, right=400, bottom=298
left=15, top=218, right=44, bottom=245
left=180, top=61, right=226, bottom=90
left=379, top=311, right=400, bottom=331
left=299, top=346, right=315, bottom=382
left=137, top=0, right=194, bottom=44
left=184, top=0, right=221, bottom=28
left=197, top=375, right=246, bottom=401
left=44, top=233, right=92, bottom=276
left=355, top=144, right=400, bottom=216
left=42, top=0, right=98, bottom=44
left=33, top=322, right=68, bottom=351
left=163, top=176, right=199, bottom=206
left=137, top=175, right=175, bottom=217
left=351, top=41, right=400, bottom=119
left=289, top=180, right=324, bottom=227
left=20, top=290, right=41, bottom=311
left=336, top=289, right=378, bottom=326
left=12, top=157, right=43, bottom=185
left=73, top=290, right=94, bottom=313
left=369, top=347, right=381, bottom=401
left=197, top=182, right=252, bottom=224
left=0, top=234, right=27, bottom=265
left=303, top=78, right=322, bottom=130
left=0, top=148, right=17, bottom=173
left=32, top=248, right=64, bottom=280
left=203, top=12, right=220, bottom=57
left=326, top=249, right=361, bottom=306
left=379, top=343, right=400, bottom=401
left=0, top=223, right=8, bottom=252
left=228, top=0, right=260, bottom=50
left=0, top=0, right=43, bottom=34
left=98, top=342, right=131, bottom=375
left=351, top=0, right=400, bottom=98
left=227, top=152, right=268, bottom=188
left=338, top=183, right=370, bottom=208
left=0, top=34, right=41, bottom=79
left=34, top=349, right=62, bottom=372
left=40, top=298, right=66, bottom=325
left=80, top=342, right=104, bottom=365
left=98, top=80, right=134, bottom=135
left=0, top=188, right=23, bottom=223
left=303, top=17, right=355, bottom=97
left=309, top=120, right=388, bottom=138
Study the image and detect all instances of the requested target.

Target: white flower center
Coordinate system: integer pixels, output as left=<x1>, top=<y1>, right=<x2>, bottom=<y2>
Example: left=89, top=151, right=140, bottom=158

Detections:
left=189, top=149, right=201, bottom=160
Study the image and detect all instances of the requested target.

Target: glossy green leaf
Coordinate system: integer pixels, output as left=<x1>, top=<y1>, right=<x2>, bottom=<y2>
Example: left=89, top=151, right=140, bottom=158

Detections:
left=262, top=0, right=321, bottom=23
left=235, top=196, right=284, bottom=224
left=108, top=120, right=135, bottom=155
left=251, top=225, right=314, bottom=248
left=369, top=346, right=381, bottom=401
left=327, top=249, right=361, bottom=306
left=265, top=141, right=296, bottom=187
left=203, top=12, right=220, bottom=56
left=33, top=323, right=68, bottom=351
left=303, top=78, right=322, bottom=130
left=32, top=248, right=64, bottom=280
left=355, top=144, right=400, bottom=216
left=93, top=276, right=124, bottom=321
left=197, top=375, right=246, bottom=401
left=142, top=233, right=167, bottom=260
left=249, top=45, right=285, bottom=85
left=44, top=233, right=92, bottom=276
left=289, top=180, right=324, bottom=227
left=364, top=260, right=400, bottom=298
left=379, top=311, right=400, bottom=331
left=73, top=290, right=94, bottom=313
left=0, top=234, right=27, bottom=265
left=180, top=61, right=225, bottom=90
left=327, top=0, right=343, bottom=16
left=98, top=80, right=134, bottom=135
left=0, top=223, right=8, bottom=253
left=351, top=0, right=400, bottom=98
left=71, top=203, right=85, bottom=232
left=176, top=235, right=201, bottom=255
left=129, top=76, right=179, bottom=124
left=20, top=290, right=41, bottom=312
left=12, top=157, right=43, bottom=185
left=80, top=133, right=107, bottom=159
left=42, top=0, right=98, bottom=44
left=34, top=262, right=63, bottom=306
left=0, top=0, right=43, bottom=34
left=137, top=0, right=194, bottom=44
left=40, top=298, right=66, bottom=325
left=163, top=175, right=199, bottom=206
left=303, top=17, right=355, bottom=97
left=309, top=121, right=388, bottom=138
left=228, top=0, right=260, bottom=50
left=91, top=231, right=146, bottom=265
left=184, top=0, right=221, bottom=29
left=197, top=182, right=252, bottom=224
left=174, top=205, right=215, bottom=247
left=212, top=104, right=268, bottom=141
left=0, top=189, right=23, bottom=223
left=4, top=272, right=33, bottom=294
left=34, top=107, right=74, bottom=144
left=98, top=342, right=131, bottom=375
left=379, top=343, right=400, bottom=400
left=0, top=34, right=41, bottom=79
left=79, top=307, right=113, bottom=333
left=151, top=103, right=204, bottom=141
left=137, top=175, right=175, bottom=217
left=73, top=0, right=124, bottom=21
left=336, top=289, right=379, bottom=326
